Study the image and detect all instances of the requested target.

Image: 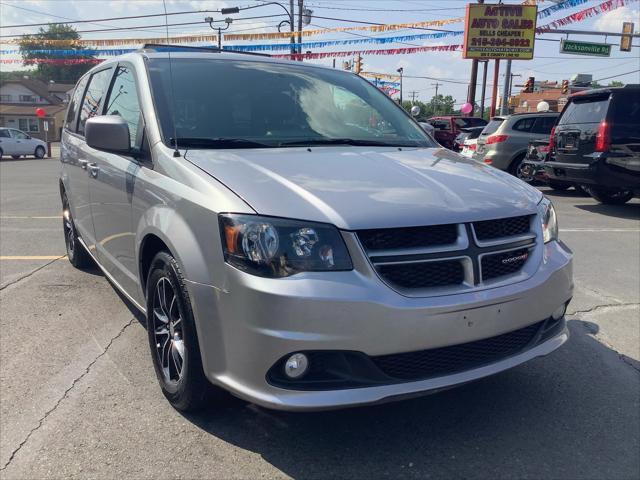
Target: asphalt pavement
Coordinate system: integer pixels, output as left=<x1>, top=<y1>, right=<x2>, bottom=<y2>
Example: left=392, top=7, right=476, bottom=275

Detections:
left=1, top=156, right=639, bottom=479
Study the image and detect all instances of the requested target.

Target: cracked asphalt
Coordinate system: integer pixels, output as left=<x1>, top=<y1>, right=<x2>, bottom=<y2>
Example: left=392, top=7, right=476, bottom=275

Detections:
left=1, top=157, right=639, bottom=479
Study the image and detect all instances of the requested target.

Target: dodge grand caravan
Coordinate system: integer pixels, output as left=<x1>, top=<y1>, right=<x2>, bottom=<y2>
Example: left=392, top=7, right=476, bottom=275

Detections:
left=60, top=47, right=573, bottom=411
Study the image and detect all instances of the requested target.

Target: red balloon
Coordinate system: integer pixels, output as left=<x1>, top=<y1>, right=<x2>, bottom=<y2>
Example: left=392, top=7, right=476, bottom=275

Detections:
left=35, top=107, right=46, bottom=118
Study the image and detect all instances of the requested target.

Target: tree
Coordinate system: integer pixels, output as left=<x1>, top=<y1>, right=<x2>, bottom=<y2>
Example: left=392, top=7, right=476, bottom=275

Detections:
left=19, top=24, right=96, bottom=83
left=428, top=94, right=455, bottom=115
left=608, top=81, right=624, bottom=87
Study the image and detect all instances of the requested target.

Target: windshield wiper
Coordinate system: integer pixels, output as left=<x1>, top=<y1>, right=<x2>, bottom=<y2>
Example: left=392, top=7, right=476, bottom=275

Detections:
left=169, top=137, right=274, bottom=149
left=279, top=138, right=417, bottom=147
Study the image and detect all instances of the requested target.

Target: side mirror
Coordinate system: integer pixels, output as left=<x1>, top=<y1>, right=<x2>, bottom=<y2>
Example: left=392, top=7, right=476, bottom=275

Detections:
left=410, top=105, right=421, bottom=117
left=86, top=115, right=130, bottom=153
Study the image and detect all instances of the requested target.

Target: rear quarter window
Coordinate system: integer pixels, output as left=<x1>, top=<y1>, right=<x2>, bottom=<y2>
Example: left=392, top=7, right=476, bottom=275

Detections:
left=610, top=92, right=640, bottom=127
left=481, top=118, right=504, bottom=135
left=559, top=96, right=609, bottom=125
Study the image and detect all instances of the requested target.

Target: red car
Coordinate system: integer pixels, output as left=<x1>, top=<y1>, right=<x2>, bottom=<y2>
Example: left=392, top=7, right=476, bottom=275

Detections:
left=427, top=116, right=488, bottom=150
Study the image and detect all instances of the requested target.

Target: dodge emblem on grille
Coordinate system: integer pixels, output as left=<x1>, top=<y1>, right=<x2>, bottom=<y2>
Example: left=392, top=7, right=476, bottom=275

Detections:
left=502, top=252, right=529, bottom=265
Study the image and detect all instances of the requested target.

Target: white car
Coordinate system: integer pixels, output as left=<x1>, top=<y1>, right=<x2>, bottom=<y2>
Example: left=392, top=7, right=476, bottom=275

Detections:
left=0, top=128, right=47, bottom=159
left=419, top=121, right=435, bottom=136
left=461, top=138, right=478, bottom=158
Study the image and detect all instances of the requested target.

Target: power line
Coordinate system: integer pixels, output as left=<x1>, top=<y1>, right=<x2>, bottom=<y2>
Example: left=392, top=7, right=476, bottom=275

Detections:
left=0, top=6, right=221, bottom=29
left=594, top=69, right=640, bottom=82
left=0, top=14, right=287, bottom=38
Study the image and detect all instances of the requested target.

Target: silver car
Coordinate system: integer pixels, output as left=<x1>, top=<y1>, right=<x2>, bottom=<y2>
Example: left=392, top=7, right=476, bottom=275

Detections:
left=474, top=112, right=559, bottom=179
left=0, top=127, right=47, bottom=159
left=60, top=49, right=573, bottom=412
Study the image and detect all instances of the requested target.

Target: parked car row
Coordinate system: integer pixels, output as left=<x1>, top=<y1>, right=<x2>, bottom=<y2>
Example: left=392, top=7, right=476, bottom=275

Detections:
left=0, top=127, right=47, bottom=159
left=418, top=85, right=639, bottom=205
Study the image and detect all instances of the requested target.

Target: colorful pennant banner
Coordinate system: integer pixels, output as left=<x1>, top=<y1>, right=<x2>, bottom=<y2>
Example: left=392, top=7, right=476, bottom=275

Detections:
left=273, top=44, right=463, bottom=60
left=0, top=0, right=560, bottom=46
left=536, top=0, right=638, bottom=30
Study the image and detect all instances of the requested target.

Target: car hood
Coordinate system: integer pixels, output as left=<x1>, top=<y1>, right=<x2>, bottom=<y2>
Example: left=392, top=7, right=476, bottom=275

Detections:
left=185, top=146, right=542, bottom=230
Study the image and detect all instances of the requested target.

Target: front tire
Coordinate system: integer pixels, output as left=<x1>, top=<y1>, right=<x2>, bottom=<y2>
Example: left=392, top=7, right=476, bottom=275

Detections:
left=587, top=186, right=634, bottom=205
left=62, top=193, right=93, bottom=268
left=146, top=251, right=211, bottom=411
left=35, top=146, right=45, bottom=159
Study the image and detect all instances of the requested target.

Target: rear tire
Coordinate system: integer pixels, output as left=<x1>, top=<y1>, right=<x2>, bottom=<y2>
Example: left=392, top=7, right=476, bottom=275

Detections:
left=587, top=186, right=634, bottom=205
left=146, top=251, right=212, bottom=412
left=62, top=192, right=93, bottom=268
left=35, top=146, right=45, bottom=159
left=509, top=154, right=527, bottom=178
left=547, top=180, right=570, bottom=191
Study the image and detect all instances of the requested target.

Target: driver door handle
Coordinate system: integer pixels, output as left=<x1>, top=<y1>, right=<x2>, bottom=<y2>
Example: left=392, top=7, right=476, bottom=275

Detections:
left=78, top=159, right=89, bottom=169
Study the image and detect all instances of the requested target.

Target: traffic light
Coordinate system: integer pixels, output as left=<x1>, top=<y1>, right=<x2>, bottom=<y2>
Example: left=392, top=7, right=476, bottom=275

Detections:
left=524, top=77, right=535, bottom=93
left=561, top=79, right=569, bottom=95
left=354, top=55, right=363, bottom=75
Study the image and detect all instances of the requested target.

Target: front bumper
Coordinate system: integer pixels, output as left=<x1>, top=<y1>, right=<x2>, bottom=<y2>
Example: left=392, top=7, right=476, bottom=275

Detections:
left=186, top=239, right=573, bottom=411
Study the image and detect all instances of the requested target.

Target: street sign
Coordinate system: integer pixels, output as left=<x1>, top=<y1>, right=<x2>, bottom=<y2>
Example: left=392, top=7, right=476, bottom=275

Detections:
left=620, top=22, right=634, bottom=52
left=463, top=3, right=538, bottom=60
left=43, top=121, right=49, bottom=132
left=560, top=39, right=611, bottom=57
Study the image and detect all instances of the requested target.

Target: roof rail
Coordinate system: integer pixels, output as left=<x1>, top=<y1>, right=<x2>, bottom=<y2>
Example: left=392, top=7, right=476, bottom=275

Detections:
left=139, top=43, right=271, bottom=57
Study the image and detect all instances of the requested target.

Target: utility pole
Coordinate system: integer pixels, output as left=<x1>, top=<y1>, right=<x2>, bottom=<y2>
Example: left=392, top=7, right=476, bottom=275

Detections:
left=290, top=0, right=295, bottom=59
left=431, top=82, right=441, bottom=115
left=490, top=59, right=500, bottom=118
left=409, top=91, right=419, bottom=104
left=397, top=67, right=404, bottom=105
left=297, top=0, right=303, bottom=59
left=480, top=60, right=488, bottom=119
left=500, top=59, right=512, bottom=115
left=467, top=0, right=483, bottom=110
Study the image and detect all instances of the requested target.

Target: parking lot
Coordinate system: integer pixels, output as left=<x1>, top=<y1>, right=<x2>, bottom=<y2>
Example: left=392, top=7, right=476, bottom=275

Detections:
left=1, top=156, right=638, bottom=479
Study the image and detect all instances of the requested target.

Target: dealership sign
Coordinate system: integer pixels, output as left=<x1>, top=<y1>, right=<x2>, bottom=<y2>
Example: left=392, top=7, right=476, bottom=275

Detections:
left=560, top=39, right=612, bottom=57
left=463, top=3, right=538, bottom=60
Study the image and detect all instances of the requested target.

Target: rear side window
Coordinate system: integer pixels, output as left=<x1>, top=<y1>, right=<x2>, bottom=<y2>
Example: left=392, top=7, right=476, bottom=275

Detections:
left=610, top=92, right=640, bottom=127
left=482, top=118, right=504, bottom=135
left=0, top=129, right=9, bottom=138
left=512, top=117, right=535, bottom=132
left=78, top=68, right=113, bottom=136
left=531, top=116, right=557, bottom=134
left=430, top=119, right=451, bottom=131
left=454, top=117, right=487, bottom=128
left=65, top=75, right=89, bottom=132
left=559, top=97, right=609, bottom=125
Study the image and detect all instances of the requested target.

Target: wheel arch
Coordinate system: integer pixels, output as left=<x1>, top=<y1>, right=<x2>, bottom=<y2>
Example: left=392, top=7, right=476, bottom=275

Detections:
left=135, top=205, right=222, bottom=299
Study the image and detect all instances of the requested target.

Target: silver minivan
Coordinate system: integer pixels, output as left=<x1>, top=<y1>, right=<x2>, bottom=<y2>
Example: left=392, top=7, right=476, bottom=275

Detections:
left=60, top=48, right=573, bottom=411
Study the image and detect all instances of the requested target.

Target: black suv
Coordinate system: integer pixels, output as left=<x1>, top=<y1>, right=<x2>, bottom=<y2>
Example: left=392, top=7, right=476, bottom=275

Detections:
left=546, top=85, right=640, bottom=204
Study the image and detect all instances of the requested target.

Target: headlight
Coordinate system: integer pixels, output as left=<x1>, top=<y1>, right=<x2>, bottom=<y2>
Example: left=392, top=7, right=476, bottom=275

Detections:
left=538, top=197, right=558, bottom=244
left=219, top=214, right=353, bottom=278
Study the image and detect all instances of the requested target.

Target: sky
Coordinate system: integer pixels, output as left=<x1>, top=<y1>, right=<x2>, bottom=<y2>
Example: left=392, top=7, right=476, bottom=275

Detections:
left=0, top=0, right=639, bottom=105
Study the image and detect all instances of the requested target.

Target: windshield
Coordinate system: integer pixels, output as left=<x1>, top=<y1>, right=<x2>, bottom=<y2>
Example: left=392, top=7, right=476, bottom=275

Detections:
left=147, top=58, right=436, bottom=148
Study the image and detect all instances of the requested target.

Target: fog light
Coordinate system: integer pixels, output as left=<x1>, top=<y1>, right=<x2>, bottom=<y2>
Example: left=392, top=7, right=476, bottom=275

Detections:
left=552, top=304, right=567, bottom=320
left=284, top=353, right=309, bottom=379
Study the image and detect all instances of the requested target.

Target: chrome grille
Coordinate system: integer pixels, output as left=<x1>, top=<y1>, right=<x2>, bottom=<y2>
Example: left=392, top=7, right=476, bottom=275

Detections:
left=357, top=215, right=538, bottom=294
